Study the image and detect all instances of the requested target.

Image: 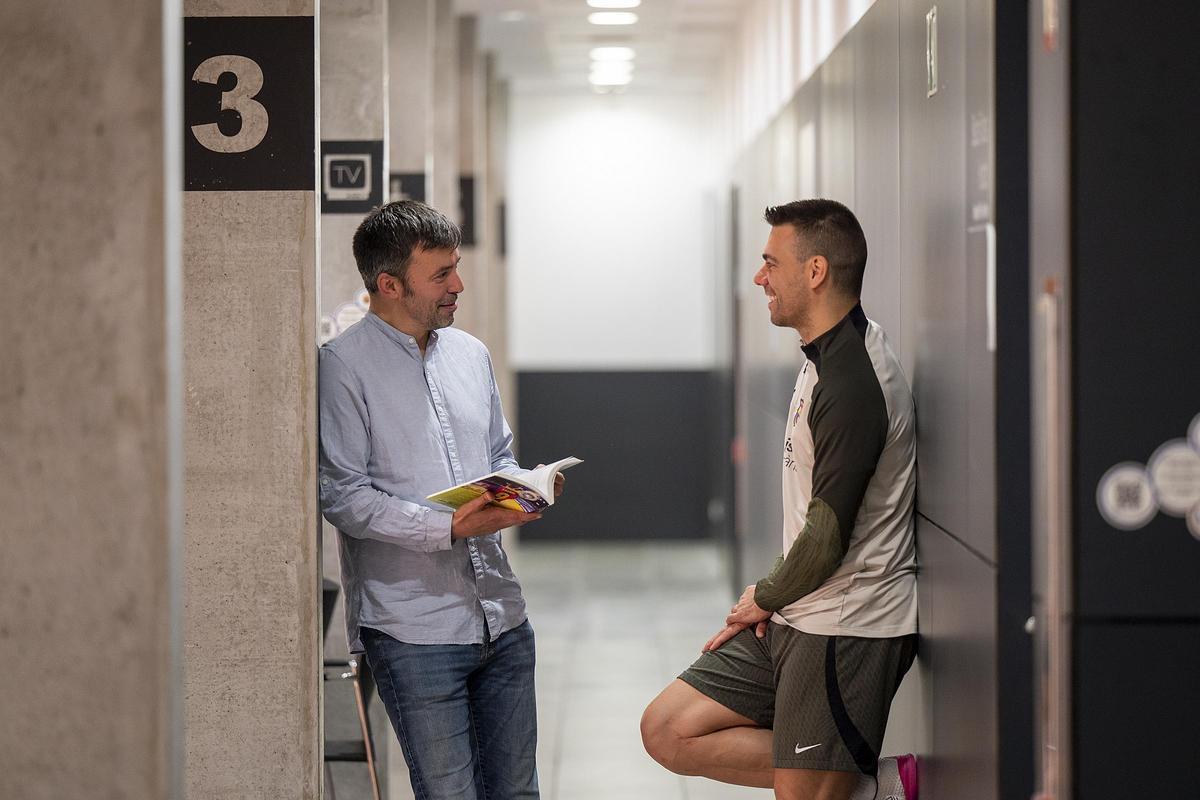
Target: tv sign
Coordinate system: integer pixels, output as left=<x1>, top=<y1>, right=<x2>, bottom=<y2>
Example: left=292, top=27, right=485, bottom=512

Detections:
left=321, top=140, right=384, bottom=213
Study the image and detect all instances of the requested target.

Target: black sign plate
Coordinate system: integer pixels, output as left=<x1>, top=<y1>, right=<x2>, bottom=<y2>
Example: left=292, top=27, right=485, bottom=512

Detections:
left=389, top=173, right=426, bottom=204
left=321, top=140, right=384, bottom=214
left=184, top=16, right=315, bottom=191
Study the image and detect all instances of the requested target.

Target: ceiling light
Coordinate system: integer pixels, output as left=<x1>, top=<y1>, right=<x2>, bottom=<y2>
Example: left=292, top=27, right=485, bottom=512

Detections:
left=497, top=10, right=526, bottom=22
left=589, top=72, right=633, bottom=86
left=590, top=46, right=636, bottom=61
left=588, top=11, right=638, bottom=25
left=590, top=61, right=634, bottom=78
left=587, top=0, right=640, bottom=8
left=589, top=61, right=634, bottom=87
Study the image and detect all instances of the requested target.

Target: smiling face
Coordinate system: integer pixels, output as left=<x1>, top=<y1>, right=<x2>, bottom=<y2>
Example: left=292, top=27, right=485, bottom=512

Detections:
left=375, top=245, right=464, bottom=337
left=754, top=225, right=815, bottom=333
left=401, top=246, right=463, bottom=331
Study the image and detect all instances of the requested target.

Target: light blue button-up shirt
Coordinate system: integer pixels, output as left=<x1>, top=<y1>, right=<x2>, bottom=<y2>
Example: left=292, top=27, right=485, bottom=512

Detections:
left=318, top=312, right=527, bottom=651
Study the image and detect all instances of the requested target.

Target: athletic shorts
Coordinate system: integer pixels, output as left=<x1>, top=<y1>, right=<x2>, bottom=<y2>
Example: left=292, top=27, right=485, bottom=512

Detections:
left=679, top=622, right=917, bottom=774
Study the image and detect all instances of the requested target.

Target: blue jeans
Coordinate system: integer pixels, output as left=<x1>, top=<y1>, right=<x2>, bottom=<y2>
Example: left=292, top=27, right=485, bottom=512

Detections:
left=361, top=621, right=540, bottom=800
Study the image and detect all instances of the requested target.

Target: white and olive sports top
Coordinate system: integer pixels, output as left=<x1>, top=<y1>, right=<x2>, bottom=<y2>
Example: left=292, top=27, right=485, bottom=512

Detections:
left=755, top=304, right=919, bottom=638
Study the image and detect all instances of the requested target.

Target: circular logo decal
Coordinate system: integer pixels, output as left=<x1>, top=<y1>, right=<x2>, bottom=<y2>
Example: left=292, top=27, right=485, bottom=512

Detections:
left=1147, top=439, right=1200, bottom=517
left=1096, top=462, right=1157, bottom=530
left=335, top=302, right=366, bottom=333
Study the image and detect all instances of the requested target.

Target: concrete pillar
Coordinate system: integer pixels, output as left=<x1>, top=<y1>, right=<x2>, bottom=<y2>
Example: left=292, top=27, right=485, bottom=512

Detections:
left=182, top=3, right=321, bottom=798
left=0, top=2, right=183, bottom=799
left=388, top=0, right=434, bottom=205
left=454, top=15, right=487, bottom=339
left=319, top=0, right=387, bottom=345
left=430, top=0, right=460, bottom=217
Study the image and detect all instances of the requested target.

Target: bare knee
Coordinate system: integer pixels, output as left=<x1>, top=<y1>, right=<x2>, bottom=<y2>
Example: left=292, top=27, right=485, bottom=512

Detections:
left=640, top=699, right=685, bottom=773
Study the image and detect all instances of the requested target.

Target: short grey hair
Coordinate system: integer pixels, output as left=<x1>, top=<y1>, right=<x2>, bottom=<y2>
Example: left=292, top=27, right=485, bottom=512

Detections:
left=352, top=201, right=462, bottom=293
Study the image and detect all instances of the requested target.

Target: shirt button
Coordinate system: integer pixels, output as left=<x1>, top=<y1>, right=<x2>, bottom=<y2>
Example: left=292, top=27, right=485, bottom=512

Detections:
left=409, top=337, right=415, bottom=344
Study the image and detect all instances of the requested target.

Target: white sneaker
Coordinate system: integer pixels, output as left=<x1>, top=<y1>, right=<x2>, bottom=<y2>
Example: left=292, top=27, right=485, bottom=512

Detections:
left=870, top=754, right=918, bottom=800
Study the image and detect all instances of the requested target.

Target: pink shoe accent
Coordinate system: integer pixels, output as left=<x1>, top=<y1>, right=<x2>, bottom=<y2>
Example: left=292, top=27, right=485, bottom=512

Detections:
left=896, top=754, right=918, bottom=800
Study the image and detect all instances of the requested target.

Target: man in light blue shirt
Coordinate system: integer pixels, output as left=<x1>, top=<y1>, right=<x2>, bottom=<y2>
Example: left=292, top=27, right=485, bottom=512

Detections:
left=319, top=200, right=551, bottom=800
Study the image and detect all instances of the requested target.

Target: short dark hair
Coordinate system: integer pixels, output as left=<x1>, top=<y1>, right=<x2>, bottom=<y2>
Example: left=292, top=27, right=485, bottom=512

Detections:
left=764, top=199, right=868, bottom=297
left=352, top=201, right=461, bottom=293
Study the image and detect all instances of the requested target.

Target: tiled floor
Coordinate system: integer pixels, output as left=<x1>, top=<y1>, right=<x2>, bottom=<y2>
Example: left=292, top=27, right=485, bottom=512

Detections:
left=511, top=539, right=771, bottom=800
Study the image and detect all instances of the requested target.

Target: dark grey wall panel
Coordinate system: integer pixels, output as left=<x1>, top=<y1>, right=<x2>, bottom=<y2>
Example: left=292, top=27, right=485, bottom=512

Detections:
left=1070, top=2, right=1200, bottom=619
left=993, top=0, right=1033, bottom=795
left=515, top=371, right=712, bottom=540
left=1074, top=622, right=1200, bottom=796
left=918, top=518, right=998, bottom=800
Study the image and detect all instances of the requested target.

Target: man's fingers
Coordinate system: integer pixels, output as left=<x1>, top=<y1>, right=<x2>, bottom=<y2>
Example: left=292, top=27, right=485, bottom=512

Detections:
left=703, top=624, right=744, bottom=653
left=489, top=508, right=542, bottom=528
left=459, top=492, right=494, bottom=516
left=755, top=620, right=768, bottom=638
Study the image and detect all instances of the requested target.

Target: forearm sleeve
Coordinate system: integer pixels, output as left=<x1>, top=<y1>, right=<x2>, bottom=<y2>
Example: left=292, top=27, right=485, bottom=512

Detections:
left=753, top=498, right=847, bottom=612
left=318, top=349, right=453, bottom=553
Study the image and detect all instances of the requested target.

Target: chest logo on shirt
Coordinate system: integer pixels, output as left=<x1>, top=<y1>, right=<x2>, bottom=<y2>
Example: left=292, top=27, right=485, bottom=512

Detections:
left=784, top=362, right=810, bottom=473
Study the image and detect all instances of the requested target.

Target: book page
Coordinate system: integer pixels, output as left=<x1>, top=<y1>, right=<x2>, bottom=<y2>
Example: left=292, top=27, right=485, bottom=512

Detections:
left=522, top=456, right=583, bottom=499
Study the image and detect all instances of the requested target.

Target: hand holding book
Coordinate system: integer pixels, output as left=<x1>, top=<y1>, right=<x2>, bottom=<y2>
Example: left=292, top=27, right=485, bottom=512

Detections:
left=428, top=456, right=583, bottom=513
left=449, top=491, right=542, bottom=540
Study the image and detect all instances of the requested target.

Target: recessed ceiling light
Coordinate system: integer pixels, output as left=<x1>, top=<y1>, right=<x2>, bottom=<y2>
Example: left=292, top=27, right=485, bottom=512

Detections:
left=497, top=10, right=526, bottom=22
left=590, top=46, right=636, bottom=61
left=587, top=0, right=640, bottom=8
left=590, top=61, right=634, bottom=77
left=588, top=11, right=638, bottom=25
left=589, top=72, right=633, bottom=86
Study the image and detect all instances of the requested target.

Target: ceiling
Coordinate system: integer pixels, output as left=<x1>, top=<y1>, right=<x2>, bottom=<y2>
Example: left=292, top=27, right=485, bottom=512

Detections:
left=460, top=0, right=746, bottom=92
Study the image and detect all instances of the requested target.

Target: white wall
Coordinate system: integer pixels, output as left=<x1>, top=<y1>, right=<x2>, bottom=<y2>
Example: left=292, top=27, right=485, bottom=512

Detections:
left=507, top=90, right=718, bottom=370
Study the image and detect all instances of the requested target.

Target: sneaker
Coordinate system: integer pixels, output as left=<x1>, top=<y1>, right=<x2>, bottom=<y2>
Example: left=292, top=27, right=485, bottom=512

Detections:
left=873, top=754, right=918, bottom=800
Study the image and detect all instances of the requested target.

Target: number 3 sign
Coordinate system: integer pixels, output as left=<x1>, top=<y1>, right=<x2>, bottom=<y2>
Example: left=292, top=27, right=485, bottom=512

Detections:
left=184, top=16, right=314, bottom=191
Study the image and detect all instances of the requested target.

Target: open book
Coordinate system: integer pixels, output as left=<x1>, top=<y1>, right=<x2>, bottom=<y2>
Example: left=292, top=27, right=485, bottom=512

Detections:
left=426, top=456, right=583, bottom=513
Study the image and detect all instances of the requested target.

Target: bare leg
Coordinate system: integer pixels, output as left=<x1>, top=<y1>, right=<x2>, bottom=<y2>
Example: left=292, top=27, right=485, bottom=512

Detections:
left=640, top=679, right=774, bottom=788
left=773, top=767, right=858, bottom=800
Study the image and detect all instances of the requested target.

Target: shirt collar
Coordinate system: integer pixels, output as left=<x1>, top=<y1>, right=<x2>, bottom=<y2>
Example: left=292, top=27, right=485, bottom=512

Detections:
left=801, top=303, right=866, bottom=360
left=365, top=312, right=439, bottom=355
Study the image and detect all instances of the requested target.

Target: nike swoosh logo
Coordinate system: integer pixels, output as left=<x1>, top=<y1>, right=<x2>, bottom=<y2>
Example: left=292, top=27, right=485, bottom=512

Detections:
left=794, top=743, right=822, bottom=755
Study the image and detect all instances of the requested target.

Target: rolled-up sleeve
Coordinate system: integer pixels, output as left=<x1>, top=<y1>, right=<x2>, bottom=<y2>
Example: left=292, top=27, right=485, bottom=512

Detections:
left=318, top=348, right=453, bottom=552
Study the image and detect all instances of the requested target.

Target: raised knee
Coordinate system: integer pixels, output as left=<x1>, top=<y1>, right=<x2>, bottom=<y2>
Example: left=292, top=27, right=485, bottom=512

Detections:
left=640, top=703, right=684, bottom=773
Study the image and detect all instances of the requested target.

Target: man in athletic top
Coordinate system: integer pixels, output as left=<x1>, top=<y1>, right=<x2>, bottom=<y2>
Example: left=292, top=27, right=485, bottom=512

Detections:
left=641, top=199, right=920, bottom=800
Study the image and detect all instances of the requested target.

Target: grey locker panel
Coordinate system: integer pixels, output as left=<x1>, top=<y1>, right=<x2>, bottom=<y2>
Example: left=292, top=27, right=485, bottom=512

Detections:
left=853, top=0, right=904, bottom=362
left=900, top=0, right=970, bottom=541
left=819, top=33, right=855, bottom=205
left=795, top=76, right=821, bottom=199
left=963, top=0, right=997, bottom=563
left=965, top=226, right=996, bottom=562
left=770, top=98, right=799, bottom=203
left=918, top=518, right=998, bottom=800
